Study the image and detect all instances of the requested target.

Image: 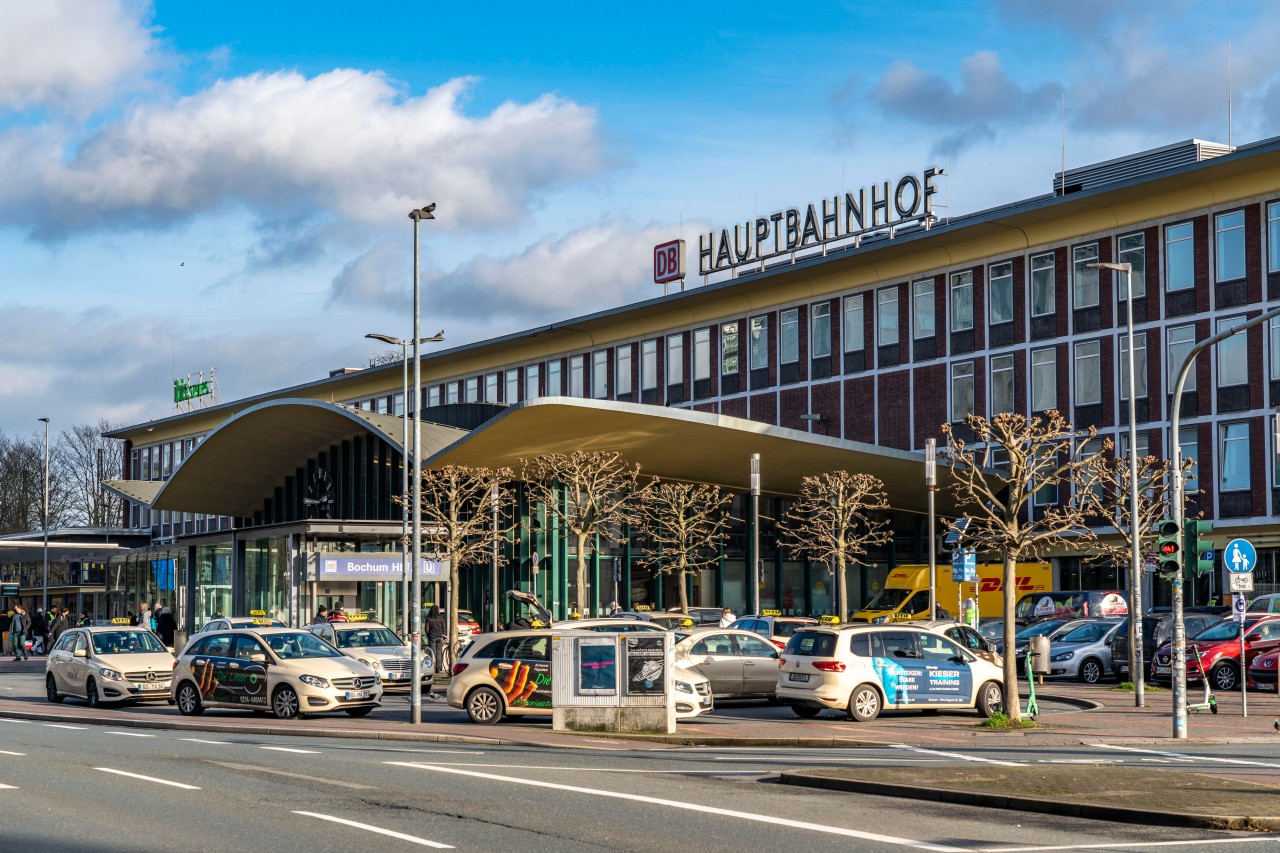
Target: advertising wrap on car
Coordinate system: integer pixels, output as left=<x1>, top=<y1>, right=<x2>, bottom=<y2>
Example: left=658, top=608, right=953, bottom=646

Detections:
left=489, top=658, right=551, bottom=708
left=626, top=635, right=666, bottom=696
left=192, top=656, right=268, bottom=706
left=870, top=658, right=972, bottom=705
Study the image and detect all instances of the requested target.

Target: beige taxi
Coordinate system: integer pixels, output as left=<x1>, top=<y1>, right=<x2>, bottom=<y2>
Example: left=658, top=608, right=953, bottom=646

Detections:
left=171, top=627, right=381, bottom=719
left=46, top=622, right=177, bottom=708
left=306, top=615, right=429, bottom=693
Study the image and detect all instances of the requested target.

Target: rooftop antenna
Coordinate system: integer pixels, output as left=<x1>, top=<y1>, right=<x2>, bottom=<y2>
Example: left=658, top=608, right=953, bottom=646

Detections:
left=1228, top=41, right=1234, bottom=149
left=1060, top=92, right=1066, bottom=195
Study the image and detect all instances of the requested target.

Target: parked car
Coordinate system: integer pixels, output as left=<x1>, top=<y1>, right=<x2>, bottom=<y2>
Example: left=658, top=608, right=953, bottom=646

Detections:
left=776, top=624, right=1004, bottom=721
left=1247, top=593, right=1280, bottom=615
left=917, top=619, right=1002, bottom=666
left=1014, top=590, right=1128, bottom=626
left=976, top=618, right=1005, bottom=643
left=679, top=607, right=728, bottom=626
left=305, top=616, right=430, bottom=693
left=616, top=611, right=697, bottom=630
left=729, top=612, right=818, bottom=649
left=1246, top=648, right=1278, bottom=693
left=996, top=616, right=1073, bottom=659
left=673, top=627, right=780, bottom=700
left=46, top=624, right=177, bottom=707
left=1150, top=615, right=1280, bottom=691
left=1112, top=609, right=1225, bottom=680
left=1039, top=618, right=1124, bottom=683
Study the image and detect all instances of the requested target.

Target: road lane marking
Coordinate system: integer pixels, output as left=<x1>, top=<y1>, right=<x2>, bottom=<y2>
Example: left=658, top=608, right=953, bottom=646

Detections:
left=980, top=838, right=1280, bottom=851
left=106, top=731, right=155, bottom=738
left=209, top=761, right=375, bottom=789
left=260, top=746, right=321, bottom=754
left=292, top=811, right=452, bottom=848
left=44, top=724, right=87, bottom=730
left=387, top=762, right=767, bottom=775
left=1089, top=743, right=1280, bottom=769
left=0, top=751, right=25, bottom=756
left=0, top=784, right=16, bottom=789
left=0, top=719, right=32, bottom=724
left=1036, top=759, right=1121, bottom=764
left=179, top=738, right=230, bottom=745
left=388, top=762, right=965, bottom=851
left=712, top=756, right=939, bottom=763
left=94, top=768, right=200, bottom=790
left=891, top=745, right=1026, bottom=767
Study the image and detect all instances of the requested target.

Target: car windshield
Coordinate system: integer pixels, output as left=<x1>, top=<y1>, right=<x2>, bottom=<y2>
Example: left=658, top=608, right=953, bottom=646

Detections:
left=91, top=631, right=167, bottom=655
left=264, top=632, right=343, bottom=659
left=334, top=627, right=402, bottom=648
left=783, top=631, right=837, bottom=656
left=1060, top=622, right=1114, bottom=644
left=1193, top=621, right=1241, bottom=642
left=863, top=588, right=911, bottom=610
left=775, top=620, right=813, bottom=637
left=1015, top=620, right=1066, bottom=640
left=1049, top=621, right=1089, bottom=640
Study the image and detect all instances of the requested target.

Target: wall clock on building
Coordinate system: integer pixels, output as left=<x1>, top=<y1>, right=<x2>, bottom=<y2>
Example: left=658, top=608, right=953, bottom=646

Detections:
left=304, top=469, right=334, bottom=518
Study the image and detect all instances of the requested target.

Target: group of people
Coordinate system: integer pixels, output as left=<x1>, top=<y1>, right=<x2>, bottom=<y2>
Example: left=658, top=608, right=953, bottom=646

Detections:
left=2, top=605, right=87, bottom=660
left=131, top=601, right=177, bottom=647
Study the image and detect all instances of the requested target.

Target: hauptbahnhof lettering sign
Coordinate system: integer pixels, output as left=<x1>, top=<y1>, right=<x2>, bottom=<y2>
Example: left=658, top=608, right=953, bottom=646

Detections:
left=698, top=167, right=943, bottom=276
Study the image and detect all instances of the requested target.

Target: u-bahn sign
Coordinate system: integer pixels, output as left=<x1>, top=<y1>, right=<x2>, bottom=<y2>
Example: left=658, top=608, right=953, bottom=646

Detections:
left=697, top=166, right=944, bottom=276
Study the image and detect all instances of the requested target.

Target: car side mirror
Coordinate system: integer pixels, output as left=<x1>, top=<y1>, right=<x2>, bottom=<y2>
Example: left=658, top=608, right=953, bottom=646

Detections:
left=73, top=648, right=86, bottom=658
left=949, top=655, right=968, bottom=665
left=250, top=653, right=268, bottom=663
left=1245, top=633, right=1261, bottom=643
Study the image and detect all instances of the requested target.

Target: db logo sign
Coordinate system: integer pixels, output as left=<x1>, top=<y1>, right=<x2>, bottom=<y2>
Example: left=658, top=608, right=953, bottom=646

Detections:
left=654, top=239, right=685, bottom=284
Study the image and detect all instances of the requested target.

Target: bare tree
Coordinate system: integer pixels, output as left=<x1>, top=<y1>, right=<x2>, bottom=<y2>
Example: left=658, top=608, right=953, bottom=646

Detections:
left=0, top=431, right=59, bottom=534
left=941, top=411, right=1107, bottom=723
left=1078, top=452, right=1190, bottom=570
left=403, top=465, right=514, bottom=658
left=633, top=481, right=733, bottom=614
left=57, top=420, right=126, bottom=527
left=522, top=451, right=645, bottom=616
left=368, top=350, right=401, bottom=368
left=777, top=471, right=892, bottom=620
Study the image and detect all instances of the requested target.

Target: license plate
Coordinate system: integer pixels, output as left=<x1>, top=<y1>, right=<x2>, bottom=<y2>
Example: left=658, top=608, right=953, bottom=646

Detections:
left=788, top=672, right=810, bottom=683
left=344, top=690, right=371, bottom=700
left=139, top=682, right=168, bottom=691
left=1155, top=666, right=1170, bottom=674
left=387, top=672, right=403, bottom=680
left=1256, top=683, right=1276, bottom=692
left=1117, top=665, right=1129, bottom=674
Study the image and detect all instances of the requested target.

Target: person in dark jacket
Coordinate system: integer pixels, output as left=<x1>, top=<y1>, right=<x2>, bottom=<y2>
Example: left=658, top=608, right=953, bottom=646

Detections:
left=50, top=609, right=69, bottom=643
left=426, top=606, right=447, bottom=673
left=30, top=608, right=49, bottom=654
left=156, top=605, right=177, bottom=647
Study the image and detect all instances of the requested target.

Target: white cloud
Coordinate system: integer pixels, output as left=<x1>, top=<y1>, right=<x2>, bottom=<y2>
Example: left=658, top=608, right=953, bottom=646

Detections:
left=0, top=0, right=155, bottom=113
left=0, top=71, right=604, bottom=239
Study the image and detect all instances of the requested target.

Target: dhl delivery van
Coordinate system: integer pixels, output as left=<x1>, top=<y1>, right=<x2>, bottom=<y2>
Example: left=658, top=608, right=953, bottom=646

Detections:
left=849, top=562, right=1051, bottom=624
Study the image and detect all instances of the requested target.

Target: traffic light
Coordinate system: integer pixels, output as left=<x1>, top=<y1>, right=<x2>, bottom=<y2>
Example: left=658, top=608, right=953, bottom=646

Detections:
left=1184, top=519, right=1215, bottom=577
left=1156, top=518, right=1181, bottom=581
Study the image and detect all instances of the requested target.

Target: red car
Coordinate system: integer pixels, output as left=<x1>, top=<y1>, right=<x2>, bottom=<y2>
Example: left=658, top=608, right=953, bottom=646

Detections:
left=1150, top=615, right=1280, bottom=691
left=1248, top=648, right=1278, bottom=693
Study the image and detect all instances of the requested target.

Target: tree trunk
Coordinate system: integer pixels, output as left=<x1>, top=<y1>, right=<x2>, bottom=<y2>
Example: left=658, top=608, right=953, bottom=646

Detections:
left=448, top=561, right=460, bottom=670
left=1002, top=552, right=1021, bottom=722
left=676, top=562, right=689, bottom=613
left=836, top=556, right=847, bottom=621
left=575, top=532, right=589, bottom=616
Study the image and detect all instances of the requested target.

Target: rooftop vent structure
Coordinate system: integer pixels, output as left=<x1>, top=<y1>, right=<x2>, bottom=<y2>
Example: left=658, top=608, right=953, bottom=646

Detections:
left=1054, top=139, right=1234, bottom=196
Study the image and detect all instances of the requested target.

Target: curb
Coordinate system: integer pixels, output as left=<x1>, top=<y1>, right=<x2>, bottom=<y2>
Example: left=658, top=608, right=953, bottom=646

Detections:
left=778, top=771, right=1280, bottom=831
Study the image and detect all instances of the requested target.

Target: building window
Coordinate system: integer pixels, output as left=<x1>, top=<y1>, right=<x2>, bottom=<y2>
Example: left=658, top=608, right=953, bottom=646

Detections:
left=569, top=355, right=585, bottom=397
left=1031, top=252, right=1055, bottom=316
left=1220, top=422, right=1251, bottom=492
left=393, top=392, right=404, bottom=416
left=1117, top=233, right=1146, bottom=300
left=950, top=271, right=974, bottom=332
left=616, top=345, right=632, bottom=395
left=780, top=309, right=800, bottom=363
left=877, top=287, right=898, bottom=346
left=1072, top=243, right=1099, bottom=309
left=1167, top=324, right=1196, bottom=392
left=428, top=386, right=440, bottom=407
left=912, top=280, right=934, bottom=339
left=1073, top=340, right=1101, bottom=406
left=1215, top=209, right=1245, bottom=282
left=749, top=317, right=768, bottom=370
left=694, top=328, right=711, bottom=381
left=1118, top=331, right=1148, bottom=400
left=1033, top=456, right=1058, bottom=506
left=526, top=364, right=541, bottom=400
left=547, top=360, right=562, bottom=396
left=505, top=369, right=519, bottom=403
left=162, top=443, right=172, bottom=477
left=465, top=378, right=479, bottom=403
left=1216, top=317, right=1248, bottom=387
left=1178, top=427, right=1199, bottom=494
left=446, top=382, right=459, bottom=405
left=485, top=373, right=498, bottom=403
left=990, top=354, right=1015, bottom=416
left=810, top=303, right=831, bottom=359
left=720, top=324, right=738, bottom=375
left=641, top=340, right=658, bottom=390
left=988, top=261, right=1013, bottom=325
left=1269, top=201, right=1280, bottom=274
left=843, top=296, right=864, bottom=352
left=950, top=361, right=974, bottom=423
left=666, top=335, right=683, bottom=385
left=1031, top=347, right=1056, bottom=411
left=1271, top=317, right=1280, bottom=381
left=592, top=351, right=608, bottom=398
left=1118, top=431, right=1149, bottom=463
left=1165, top=222, right=1194, bottom=291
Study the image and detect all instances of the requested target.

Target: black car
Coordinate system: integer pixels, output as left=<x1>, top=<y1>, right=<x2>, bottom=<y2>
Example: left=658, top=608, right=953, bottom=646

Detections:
left=1109, top=607, right=1228, bottom=680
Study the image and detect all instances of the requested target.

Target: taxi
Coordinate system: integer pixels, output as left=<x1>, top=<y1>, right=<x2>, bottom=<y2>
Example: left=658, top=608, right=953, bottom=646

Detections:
left=171, top=627, right=381, bottom=719
left=191, top=610, right=286, bottom=638
left=46, top=620, right=177, bottom=708
left=729, top=610, right=819, bottom=649
left=306, top=613, right=429, bottom=693
left=448, top=628, right=713, bottom=724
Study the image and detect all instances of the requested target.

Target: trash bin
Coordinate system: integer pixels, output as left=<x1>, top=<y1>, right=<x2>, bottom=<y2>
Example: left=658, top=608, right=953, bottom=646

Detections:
left=1030, top=635, right=1051, bottom=675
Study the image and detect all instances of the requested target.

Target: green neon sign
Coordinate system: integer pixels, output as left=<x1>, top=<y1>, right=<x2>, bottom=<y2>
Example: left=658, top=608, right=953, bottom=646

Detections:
left=173, top=377, right=212, bottom=403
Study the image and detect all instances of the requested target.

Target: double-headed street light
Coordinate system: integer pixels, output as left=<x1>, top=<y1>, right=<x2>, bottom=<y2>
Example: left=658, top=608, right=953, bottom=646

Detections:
left=38, top=417, right=49, bottom=614
left=408, top=202, right=436, bottom=725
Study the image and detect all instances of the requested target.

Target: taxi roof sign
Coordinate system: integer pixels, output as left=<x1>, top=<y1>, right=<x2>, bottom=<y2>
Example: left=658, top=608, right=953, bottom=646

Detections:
left=251, top=618, right=274, bottom=625
left=110, top=617, right=131, bottom=625
left=817, top=615, right=841, bottom=624
left=346, top=613, right=370, bottom=622
left=249, top=609, right=267, bottom=617
left=761, top=609, right=782, bottom=617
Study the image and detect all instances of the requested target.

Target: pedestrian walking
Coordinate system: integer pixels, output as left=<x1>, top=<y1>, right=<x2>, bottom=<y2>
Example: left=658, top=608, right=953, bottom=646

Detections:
left=137, top=602, right=152, bottom=633
left=50, top=608, right=69, bottom=643
left=426, top=605, right=447, bottom=673
left=10, top=605, right=30, bottom=661
left=718, top=607, right=736, bottom=628
left=311, top=606, right=330, bottom=624
left=156, top=605, right=177, bottom=648
left=30, top=608, right=48, bottom=655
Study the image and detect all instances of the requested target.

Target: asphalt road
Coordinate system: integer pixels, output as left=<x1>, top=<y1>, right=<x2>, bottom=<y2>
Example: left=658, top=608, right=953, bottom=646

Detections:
left=1, top=717, right=1277, bottom=852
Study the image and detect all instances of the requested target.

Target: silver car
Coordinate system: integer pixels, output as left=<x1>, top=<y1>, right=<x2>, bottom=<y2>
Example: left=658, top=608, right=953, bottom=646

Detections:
left=673, top=627, right=780, bottom=700
left=1043, top=618, right=1124, bottom=683
left=306, top=618, right=432, bottom=692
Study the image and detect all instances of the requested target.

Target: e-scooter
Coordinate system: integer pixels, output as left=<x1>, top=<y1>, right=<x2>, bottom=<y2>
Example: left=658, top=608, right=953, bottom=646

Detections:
left=1187, top=643, right=1218, bottom=715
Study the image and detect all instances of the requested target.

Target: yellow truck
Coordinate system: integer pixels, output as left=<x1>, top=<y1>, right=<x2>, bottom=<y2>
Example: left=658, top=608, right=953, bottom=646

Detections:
left=849, top=562, right=1052, bottom=623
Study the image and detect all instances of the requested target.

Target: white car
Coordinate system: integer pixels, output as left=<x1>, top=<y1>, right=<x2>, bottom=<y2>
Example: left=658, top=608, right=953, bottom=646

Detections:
left=306, top=617, right=432, bottom=692
left=46, top=625, right=177, bottom=708
left=776, top=624, right=1005, bottom=721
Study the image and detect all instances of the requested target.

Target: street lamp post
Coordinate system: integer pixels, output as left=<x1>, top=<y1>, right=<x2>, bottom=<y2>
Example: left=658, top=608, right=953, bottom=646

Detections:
left=1088, top=261, right=1144, bottom=708
left=1167, top=304, right=1280, bottom=738
left=38, top=417, right=49, bottom=614
left=409, top=202, right=436, bottom=725
left=749, top=453, right=761, bottom=616
left=925, top=438, right=937, bottom=620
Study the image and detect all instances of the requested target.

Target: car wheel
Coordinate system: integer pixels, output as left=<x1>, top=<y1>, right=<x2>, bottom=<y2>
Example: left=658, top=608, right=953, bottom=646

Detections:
left=789, top=704, right=822, bottom=719
left=85, top=678, right=100, bottom=709
left=272, top=685, right=301, bottom=720
left=465, top=686, right=504, bottom=725
left=344, top=706, right=373, bottom=717
left=1210, top=663, right=1238, bottom=692
left=976, top=680, right=1004, bottom=718
left=848, top=684, right=882, bottom=722
left=45, top=675, right=64, bottom=704
left=176, top=681, right=204, bottom=716
left=1078, top=658, right=1103, bottom=684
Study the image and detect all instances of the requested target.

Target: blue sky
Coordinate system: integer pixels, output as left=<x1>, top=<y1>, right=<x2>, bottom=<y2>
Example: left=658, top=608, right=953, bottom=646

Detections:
left=1, top=0, right=1277, bottom=439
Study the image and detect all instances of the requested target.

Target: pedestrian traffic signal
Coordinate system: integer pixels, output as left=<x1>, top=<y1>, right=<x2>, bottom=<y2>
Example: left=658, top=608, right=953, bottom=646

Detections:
left=1184, top=519, right=1215, bottom=577
left=1156, top=518, right=1181, bottom=581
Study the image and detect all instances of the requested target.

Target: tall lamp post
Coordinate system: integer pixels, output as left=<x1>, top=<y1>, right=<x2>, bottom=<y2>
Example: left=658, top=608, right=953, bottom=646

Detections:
left=408, top=202, right=436, bottom=725
left=1088, top=261, right=1144, bottom=707
left=1167, top=304, right=1280, bottom=738
left=925, top=438, right=937, bottom=620
left=749, top=453, right=761, bottom=615
left=38, top=417, right=49, bottom=614
left=365, top=332, right=444, bottom=644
